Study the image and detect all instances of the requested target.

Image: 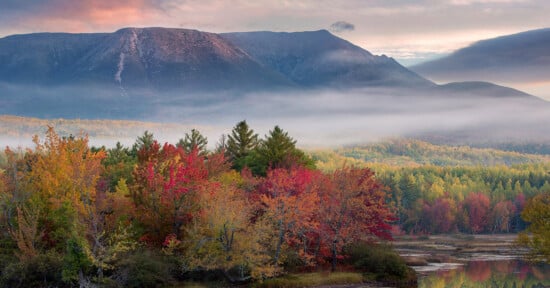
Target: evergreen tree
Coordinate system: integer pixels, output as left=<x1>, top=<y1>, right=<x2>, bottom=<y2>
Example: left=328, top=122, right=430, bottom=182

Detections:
left=249, top=125, right=314, bottom=176
left=178, top=129, right=208, bottom=156
left=131, top=130, right=155, bottom=156
left=226, top=120, right=258, bottom=170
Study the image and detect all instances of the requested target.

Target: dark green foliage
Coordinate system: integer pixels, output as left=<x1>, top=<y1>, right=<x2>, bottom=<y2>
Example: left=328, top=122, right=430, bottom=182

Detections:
left=110, top=249, right=176, bottom=288
left=178, top=128, right=208, bottom=156
left=344, top=242, right=410, bottom=280
left=131, top=130, right=155, bottom=156
left=62, top=236, right=92, bottom=283
left=102, top=142, right=136, bottom=191
left=227, top=120, right=258, bottom=170
left=0, top=237, right=16, bottom=276
left=1, top=252, right=64, bottom=288
left=247, top=126, right=315, bottom=176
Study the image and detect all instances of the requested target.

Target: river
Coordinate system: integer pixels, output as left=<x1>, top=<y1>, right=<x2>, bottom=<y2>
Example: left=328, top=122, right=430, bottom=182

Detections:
left=394, top=234, right=550, bottom=288
left=417, top=258, right=550, bottom=287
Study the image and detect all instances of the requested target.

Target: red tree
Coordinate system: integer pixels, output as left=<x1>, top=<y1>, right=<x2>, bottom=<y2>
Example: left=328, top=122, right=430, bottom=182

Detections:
left=318, top=167, right=394, bottom=271
left=422, top=196, right=457, bottom=233
left=462, top=192, right=490, bottom=233
left=131, top=142, right=213, bottom=244
left=255, top=167, right=321, bottom=265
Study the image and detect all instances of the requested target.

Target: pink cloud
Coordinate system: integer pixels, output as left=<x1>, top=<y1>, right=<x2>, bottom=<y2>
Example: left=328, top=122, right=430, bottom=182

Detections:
left=5, top=0, right=169, bottom=33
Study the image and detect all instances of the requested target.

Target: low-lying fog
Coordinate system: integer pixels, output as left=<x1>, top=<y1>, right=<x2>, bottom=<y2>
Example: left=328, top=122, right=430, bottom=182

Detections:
left=1, top=86, right=549, bottom=149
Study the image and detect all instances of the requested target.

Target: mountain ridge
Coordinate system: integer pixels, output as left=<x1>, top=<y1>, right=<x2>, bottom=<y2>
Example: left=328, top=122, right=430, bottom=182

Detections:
left=0, top=27, right=432, bottom=91
left=411, top=28, right=550, bottom=85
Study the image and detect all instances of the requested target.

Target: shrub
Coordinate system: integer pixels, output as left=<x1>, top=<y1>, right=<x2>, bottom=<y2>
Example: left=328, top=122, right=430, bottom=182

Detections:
left=1, top=252, right=65, bottom=288
left=110, top=249, right=177, bottom=288
left=343, top=242, right=410, bottom=281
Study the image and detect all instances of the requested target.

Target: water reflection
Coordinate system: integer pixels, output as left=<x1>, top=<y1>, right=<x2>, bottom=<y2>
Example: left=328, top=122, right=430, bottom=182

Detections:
left=418, top=259, right=550, bottom=288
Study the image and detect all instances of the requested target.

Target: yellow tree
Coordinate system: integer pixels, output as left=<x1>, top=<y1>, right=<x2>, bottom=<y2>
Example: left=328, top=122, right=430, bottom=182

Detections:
left=517, top=192, right=550, bottom=263
left=181, top=170, right=274, bottom=282
left=22, top=127, right=106, bottom=282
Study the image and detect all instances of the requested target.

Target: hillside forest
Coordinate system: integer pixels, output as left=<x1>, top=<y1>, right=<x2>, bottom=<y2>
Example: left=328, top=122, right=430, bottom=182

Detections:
left=0, top=122, right=549, bottom=287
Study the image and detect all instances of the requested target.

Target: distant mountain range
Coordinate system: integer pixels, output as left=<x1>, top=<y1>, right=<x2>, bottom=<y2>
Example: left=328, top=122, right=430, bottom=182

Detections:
left=411, top=28, right=550, bottom=87
left=0, top=27, right=548, bottom=147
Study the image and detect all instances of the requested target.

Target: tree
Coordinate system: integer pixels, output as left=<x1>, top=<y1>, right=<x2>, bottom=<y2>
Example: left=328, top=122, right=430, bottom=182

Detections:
left=421, top=196, right=457, bottom=233
left=256, top=167, right=320, bottom=266
left=178, top=128, right=208, bottom=156
left=517, top=191, right=550, bottom=263
left=131, top=130, right=155, bottom=156
left=490, top=200, right=515, bottom=233
left=249, top=126, right=314, bottom=176
left=181, top=171, right=268, bottom=282
left=131, top=141, right=210, bottom=244
left=318, top=167, right=394, bottom=271
left=18, top=127, right=107, bottom=284
left=102, top=142, right=136, bottom=191
left=462, top=192, right=490, bottom=233
left=226, top=120, right=258, bottom=170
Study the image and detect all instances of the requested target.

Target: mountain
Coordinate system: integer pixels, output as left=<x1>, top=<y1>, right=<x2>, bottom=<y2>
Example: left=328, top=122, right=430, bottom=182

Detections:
left=0, top=27, right=548, bottom=147
left=0, top=27, right=431, bottom=92
left=411, top=28, right=550, bottom=85
left=221, top=30, right=432, bottom=88
left=0, top=27, right=293, bottom=91
left=0, top=27, right=444, bottom=119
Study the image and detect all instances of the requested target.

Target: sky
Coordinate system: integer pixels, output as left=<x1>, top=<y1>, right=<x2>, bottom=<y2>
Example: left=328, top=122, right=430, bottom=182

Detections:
left=1, top=0, right=549, bottom=66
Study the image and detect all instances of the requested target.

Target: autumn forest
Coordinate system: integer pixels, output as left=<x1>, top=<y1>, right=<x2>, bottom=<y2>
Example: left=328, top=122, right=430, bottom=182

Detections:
left=0, top=122, right=549, bottom=287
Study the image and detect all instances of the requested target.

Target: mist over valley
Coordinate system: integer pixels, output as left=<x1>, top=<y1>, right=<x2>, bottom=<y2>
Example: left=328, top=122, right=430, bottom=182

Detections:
left=1, top=27, right=549, bottom=149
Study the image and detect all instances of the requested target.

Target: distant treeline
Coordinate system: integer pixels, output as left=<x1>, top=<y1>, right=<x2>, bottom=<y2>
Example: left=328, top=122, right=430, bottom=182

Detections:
left=313, top=140, right=550, bottom=234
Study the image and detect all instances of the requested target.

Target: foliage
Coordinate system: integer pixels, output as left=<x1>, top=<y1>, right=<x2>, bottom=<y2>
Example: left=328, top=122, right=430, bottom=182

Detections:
left=3, top=123, right=549, bottom=286
left=178, top=128, right=208, bottom=156
left=101, top=141, right=136, bottom=191
left=247, top=126, right=315, bottom=176
left=517, top=191, right=550, bottom=263
left=318, top=167, right=395, bottom=271
left=312, top=138, right=550, bottom=168
left=0, top=251, right=64, bottom=288
left=256, top=167, right=321, bottom=266
left=131, top=141, right=210, bottom=244
left=111, top=249, right=177, bottom=288
left=131, top=130, right=155, bottom=155
left=344, top=242, right=410, bottom=280
left=226, top=120, right=259, bottom=171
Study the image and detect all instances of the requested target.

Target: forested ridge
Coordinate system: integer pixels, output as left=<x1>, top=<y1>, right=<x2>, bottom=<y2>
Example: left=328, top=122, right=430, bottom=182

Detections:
left=0, top=123, right=549, bottom=287
left=313, top=141, right=550, bottom=234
